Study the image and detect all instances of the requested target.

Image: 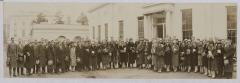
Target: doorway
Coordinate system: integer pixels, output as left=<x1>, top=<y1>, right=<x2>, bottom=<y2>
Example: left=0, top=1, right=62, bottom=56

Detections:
left=156, top=24, right=165, bottom=38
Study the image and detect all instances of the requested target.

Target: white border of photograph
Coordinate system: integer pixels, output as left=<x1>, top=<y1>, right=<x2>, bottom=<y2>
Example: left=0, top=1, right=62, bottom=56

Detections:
left=0, top=0, right=239, bottom=83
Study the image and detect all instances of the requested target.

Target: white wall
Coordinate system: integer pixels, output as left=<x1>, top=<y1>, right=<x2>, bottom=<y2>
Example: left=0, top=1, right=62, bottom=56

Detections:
left=89, top=3, right=236, bottom=41
left=88, top=3, right=143, bottom=41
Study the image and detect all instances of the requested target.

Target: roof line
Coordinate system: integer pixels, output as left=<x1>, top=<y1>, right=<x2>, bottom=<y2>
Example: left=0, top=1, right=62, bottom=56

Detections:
left=88, top=3, right=111, bottom=13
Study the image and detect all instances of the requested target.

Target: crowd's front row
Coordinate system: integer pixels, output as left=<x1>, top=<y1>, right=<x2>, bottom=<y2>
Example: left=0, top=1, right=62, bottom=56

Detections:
left=7, top=38, right=236, bottom=79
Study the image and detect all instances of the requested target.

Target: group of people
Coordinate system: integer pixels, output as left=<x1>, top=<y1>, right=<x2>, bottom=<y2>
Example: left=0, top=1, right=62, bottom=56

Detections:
left=7, top=37, right=236, bottom=79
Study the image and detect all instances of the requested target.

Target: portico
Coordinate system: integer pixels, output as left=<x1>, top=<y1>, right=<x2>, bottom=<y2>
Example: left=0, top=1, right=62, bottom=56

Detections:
left=143, top=3, right=174, bottom=39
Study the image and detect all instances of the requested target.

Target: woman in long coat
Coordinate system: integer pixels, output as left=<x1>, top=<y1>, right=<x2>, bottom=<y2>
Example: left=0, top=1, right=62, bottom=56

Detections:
left=156, top=42, right=165, bottom=72
left=202, top=42, right=209, bottom=75
left=69, top=42, right=77, bottom=71
left=185, top=42, right=192, bottom=72
left=38, top=42, right=47, bottom=73
left=151, top=40, right=158, bottom=71
left=136, top=41, right=144, bottom=68
left=146, top=41, right=152, bottom=69
left=171, top=41, right=179, bottom=72
left=164, top=43, right=172, bottom=72
left=102, top=45, right=109, bottom=69
left=96, top=44, right=103, bottom=69
left=191, top=42, right=198, bottom=72
left=90, top=43, right=98, bottom=70
left=17, top=41, right=25, bottom=76
left=214, top=42, right=224, bottom=77
left=207, top=42, right=215, bottom=77
left=83, top=41, right=91, bottom=71
left=119, top=42, right=126, bottom=68
left=143, top=42, right=149, bottom=68
left=179, top=42, right=186, bottom=71
left=24, top=42, right=35, bottom=75
left=63, top=42, right=70, bottom=72
left=197, top=42, right=204, bottom=73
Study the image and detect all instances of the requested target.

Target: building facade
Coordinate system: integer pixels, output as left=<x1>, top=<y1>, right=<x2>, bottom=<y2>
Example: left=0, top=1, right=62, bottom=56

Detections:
left=88, top=3, right=237, bottom=42
left=4, top=13, right=90, bottom=42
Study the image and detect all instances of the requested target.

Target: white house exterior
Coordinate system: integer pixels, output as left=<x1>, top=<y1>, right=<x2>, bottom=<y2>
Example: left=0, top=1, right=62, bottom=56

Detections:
left=88, top=3, right=237, bottom=42
left=88, top=3, right=144, bottom=41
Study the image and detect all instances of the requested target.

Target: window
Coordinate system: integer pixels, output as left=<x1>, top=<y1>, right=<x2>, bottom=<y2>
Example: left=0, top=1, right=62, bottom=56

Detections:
left=156, top=18, right=165, bottom=23
left=119, top=21, right=124, bottom=41
left=105, top=23, right=108, bottom=40
left=138, top=17, right=144, bottom=39
left=182, top=9, right=193, bottom=40
left=227, top=6, right=237, bottom=43
left=92, top=26, right=95, bottom=39
left=98, top=25, right=101, bottom=41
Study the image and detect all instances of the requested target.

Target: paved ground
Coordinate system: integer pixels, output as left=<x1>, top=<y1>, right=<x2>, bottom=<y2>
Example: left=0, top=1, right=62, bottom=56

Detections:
left=4, top=68, right=236, bottom=79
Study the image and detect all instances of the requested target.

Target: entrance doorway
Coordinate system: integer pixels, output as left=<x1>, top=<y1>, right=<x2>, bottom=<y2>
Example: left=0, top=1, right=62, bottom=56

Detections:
left=157, top=25, right=163, bottom=38
left=155, top=23, right=165, bottom=38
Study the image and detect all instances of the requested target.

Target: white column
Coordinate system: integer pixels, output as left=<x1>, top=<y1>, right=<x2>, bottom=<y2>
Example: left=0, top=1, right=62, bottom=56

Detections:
left=144, top=15, right=149, bottom=39
left=165, top=10, right=172, bottom=38
left=150, top=15, right=154, bottom=39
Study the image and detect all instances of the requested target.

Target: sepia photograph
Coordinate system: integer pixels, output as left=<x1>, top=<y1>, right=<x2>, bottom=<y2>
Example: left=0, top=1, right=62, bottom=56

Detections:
left=2, top=2, right=237, bottom=79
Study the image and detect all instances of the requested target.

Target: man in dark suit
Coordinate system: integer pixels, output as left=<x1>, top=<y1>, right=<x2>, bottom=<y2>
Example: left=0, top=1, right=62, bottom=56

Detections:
left=82, top=41, right=91, bottom=71
left=126, top=39, right=135, bottom=68
left=7, top=38, right=18, bottom=77
left=76, top=42, right=83, bottom=71
left=90, top=43, right=98, bottom=70
left=224, top=42, right=236, bottom=79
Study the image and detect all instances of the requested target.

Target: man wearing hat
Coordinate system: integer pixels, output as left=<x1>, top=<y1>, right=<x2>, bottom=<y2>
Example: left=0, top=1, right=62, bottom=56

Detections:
left=7, top=37, right=18, bottom=77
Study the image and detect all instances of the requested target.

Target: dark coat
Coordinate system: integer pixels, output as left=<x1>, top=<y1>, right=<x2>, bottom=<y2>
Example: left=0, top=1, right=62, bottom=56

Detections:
left=7, top=43, right=18, bottom=67
left=191, top=46, right=198, bottom=66
left=76, top=45, right=83, bottom=63
left=17, top=45, right=25, bottom=67
left=46, top=45, right=55, bottom=65
left=224, top=45, right=235, bottom=72
left=38, top=44, right=47, bottom=66
left=24, top=44, right=35, bottom=68
left=164, top=44, right=172, bottom=65
left=185, top=45, right=192, bottom=66
left=82, top=46, right=90, bottom=66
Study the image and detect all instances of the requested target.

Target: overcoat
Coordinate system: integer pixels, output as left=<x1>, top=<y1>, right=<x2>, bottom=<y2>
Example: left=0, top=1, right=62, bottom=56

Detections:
left=46, top=45, right=55, bottom=66
left=17, top=44, right=25, bottom=67
left=197, top=46, right=204, bottom=66
left=70, top=47, right=77, bottom=66
left=185, top=45, right=192, bottom=66
left=24, top=44, right=35, bottom=68
left=38, top=44, right=47, bottom=66
left=191, top=46, right=198, bottom=66
left=224, top=45, right=235, bottom=72
left=7, top=43, right=18, bottom=67
left=90, top=46, right=98, bottom=67
left=136, top=43, right=144, bottom=65
left=172, top=44, right=179, bottom=66
left=156, top=44, right=165, bottom=67
left=164, top=44, right=172, bottom=65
